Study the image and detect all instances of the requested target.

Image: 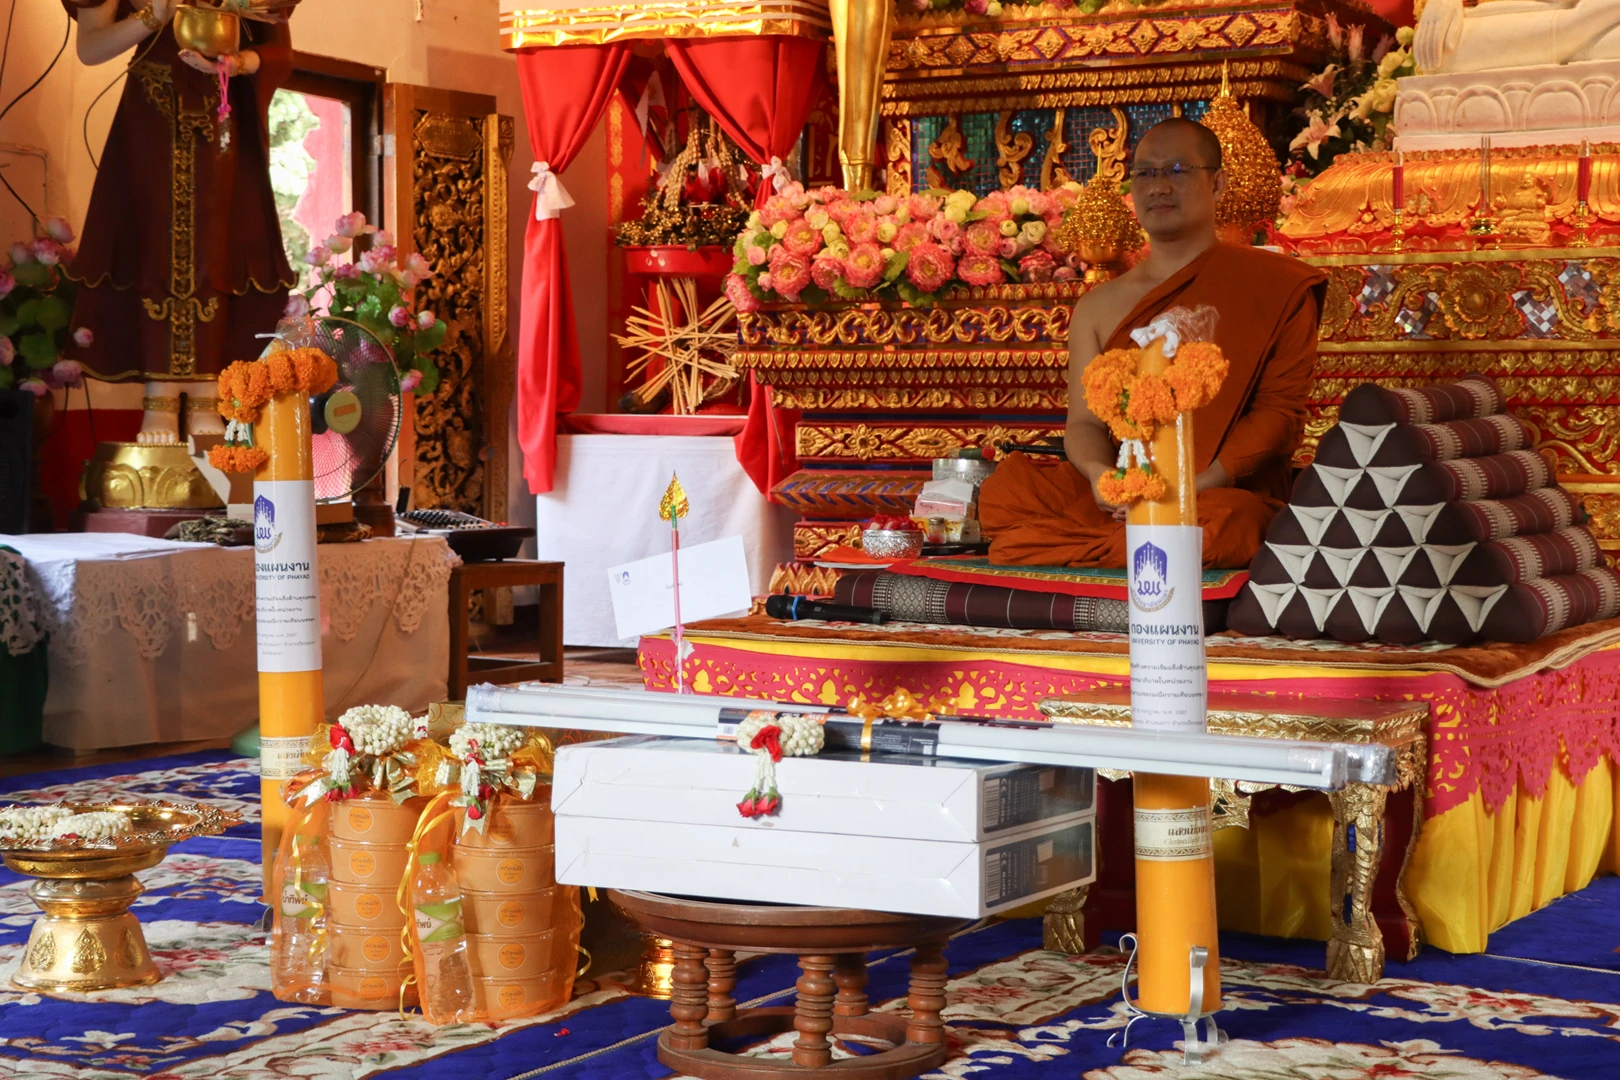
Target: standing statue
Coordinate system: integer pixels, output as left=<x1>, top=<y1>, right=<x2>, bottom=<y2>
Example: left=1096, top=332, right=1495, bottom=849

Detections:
left=63, top=0, right=296, bottom=445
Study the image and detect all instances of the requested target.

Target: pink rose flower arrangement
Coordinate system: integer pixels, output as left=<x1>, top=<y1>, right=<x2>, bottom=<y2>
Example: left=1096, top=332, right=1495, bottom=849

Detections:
left=726, top=181, right=1083, bottom=307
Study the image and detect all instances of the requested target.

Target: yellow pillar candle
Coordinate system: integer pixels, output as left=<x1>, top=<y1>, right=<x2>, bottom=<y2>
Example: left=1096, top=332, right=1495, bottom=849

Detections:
left=1125, top=336, right=1221, bottom=1016
left=253, top=391, right=325, bottom=899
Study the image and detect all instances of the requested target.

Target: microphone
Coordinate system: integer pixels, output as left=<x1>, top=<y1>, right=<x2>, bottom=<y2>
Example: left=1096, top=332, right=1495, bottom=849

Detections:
left=765, top=594, right=889, bottom=625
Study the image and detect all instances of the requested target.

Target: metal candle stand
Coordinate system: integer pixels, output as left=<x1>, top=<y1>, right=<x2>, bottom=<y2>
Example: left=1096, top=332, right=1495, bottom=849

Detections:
left=1107, top=935, right=1228, bottom=1065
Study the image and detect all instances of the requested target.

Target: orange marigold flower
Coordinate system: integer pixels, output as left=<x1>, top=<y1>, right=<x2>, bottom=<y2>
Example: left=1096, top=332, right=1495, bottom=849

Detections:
left=1098, top=465, right=1168, bottom=506
left=1125, top=373, right=1177, bottom=428
left=207, top=444, right=269, bottom=474
left=1164, top=341, right=1228, bottom=410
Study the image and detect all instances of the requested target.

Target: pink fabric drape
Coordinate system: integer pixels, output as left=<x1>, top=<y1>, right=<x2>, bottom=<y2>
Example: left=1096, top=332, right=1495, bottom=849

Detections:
left=664, top=36, right=823, bottom=494
left=516, top=44, right=630, bottom=494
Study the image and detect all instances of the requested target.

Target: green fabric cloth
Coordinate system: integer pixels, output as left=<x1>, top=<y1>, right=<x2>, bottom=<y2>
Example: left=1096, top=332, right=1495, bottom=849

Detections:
left=0, top=545, right=46, bottom=752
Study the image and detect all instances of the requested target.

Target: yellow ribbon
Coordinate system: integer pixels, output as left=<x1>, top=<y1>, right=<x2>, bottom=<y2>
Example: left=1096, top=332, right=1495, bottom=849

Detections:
left=396, top=791, right=456, bottom=1020
left=846, top=688, right=935, bottom=724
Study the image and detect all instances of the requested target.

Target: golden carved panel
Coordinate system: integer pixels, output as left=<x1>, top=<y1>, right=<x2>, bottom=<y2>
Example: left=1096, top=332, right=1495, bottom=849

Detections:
left=411, top=109, right=488, bottom=516
left=794, top=522, right=863, bottom=559
left=797, top=422, right=1062, bottom=462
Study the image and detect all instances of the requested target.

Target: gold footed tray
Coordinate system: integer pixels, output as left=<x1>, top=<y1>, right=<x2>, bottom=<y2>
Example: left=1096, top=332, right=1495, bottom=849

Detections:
left=81, top=441, right=224, bottom=511
left=2, top=802, right=241, bottom=992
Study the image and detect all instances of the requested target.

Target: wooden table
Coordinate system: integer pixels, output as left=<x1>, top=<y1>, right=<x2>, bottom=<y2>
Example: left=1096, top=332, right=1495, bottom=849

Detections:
left=609, top=889, right=970, bottom=1080
left=1037, top=693, right=1428, bottom=985
left=449, top=559, right=564, bottom=700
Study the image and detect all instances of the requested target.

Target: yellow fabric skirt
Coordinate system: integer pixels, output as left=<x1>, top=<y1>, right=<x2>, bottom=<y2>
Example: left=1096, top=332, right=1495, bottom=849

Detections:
left=1214, top=757, right=1619, bottom=952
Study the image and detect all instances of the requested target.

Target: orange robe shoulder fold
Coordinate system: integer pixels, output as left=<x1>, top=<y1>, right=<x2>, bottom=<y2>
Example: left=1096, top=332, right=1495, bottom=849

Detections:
left=979, top=243, right=1327, bottom=569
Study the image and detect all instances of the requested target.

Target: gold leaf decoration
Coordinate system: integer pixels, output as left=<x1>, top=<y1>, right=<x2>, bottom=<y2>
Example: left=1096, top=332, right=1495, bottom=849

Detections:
left=71, top=927, right=107, bottom=975
left=659, top=474, right=691, bottom=523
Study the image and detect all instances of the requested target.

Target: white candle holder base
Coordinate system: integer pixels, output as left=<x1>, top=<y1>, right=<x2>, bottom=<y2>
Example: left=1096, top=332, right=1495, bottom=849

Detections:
left=1106, top=934, right=1228, bottom=1065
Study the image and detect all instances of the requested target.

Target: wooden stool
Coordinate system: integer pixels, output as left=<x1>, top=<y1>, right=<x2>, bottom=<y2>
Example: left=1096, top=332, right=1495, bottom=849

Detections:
left=448, top=559, right=564, bottom=700
left=608, top=890, right=971, bottom=1079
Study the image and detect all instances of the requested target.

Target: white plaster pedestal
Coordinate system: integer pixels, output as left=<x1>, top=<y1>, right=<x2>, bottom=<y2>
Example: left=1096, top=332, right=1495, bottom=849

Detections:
left=1394, top=59, right=1620, bottom=150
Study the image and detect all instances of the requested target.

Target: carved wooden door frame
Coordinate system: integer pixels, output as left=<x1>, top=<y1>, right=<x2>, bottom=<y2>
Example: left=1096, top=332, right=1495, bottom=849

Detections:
left=383, top=84, right=515, bottom=529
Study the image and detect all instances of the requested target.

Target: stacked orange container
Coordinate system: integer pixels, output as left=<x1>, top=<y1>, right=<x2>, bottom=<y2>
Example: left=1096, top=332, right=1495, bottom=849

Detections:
left=327, top=794, right=428, bottom=1008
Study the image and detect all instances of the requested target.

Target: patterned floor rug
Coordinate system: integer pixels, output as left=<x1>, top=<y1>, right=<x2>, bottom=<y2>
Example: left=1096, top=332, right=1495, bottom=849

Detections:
left=3, top=752, right=1620, bottom=1079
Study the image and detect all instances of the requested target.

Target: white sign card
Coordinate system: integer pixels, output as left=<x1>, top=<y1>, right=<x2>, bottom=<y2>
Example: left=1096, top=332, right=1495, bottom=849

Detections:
left=1125, top=523, right=1207, bottom=733
left=607, top=534, right=753, bottom=640
left=253, top=479, right=323, bottom=673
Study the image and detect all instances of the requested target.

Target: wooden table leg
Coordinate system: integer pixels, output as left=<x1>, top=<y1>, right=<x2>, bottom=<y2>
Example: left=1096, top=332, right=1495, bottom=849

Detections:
left=539, top=571, right=563, bottom=682
left=832, top=953, right=868, bottom=1017
left=667, top=942, right=710, bottom=1051
left=905, top=941, right=948, bottom=1045
left=705, top=948, right=737, bottom=1022
left=1327, top=782, right=1390, bottom=984
left=792, top=953, right=836, bottom=1067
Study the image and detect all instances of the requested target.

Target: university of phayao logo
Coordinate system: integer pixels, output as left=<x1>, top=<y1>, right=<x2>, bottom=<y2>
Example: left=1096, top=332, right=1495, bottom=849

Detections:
left=1130, top=540, right=1173, bottom=613
left=254, top=494, right=280, bottom=554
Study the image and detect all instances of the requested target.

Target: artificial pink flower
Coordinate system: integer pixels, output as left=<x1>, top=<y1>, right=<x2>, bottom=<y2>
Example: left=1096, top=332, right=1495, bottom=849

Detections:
left=0, top=338, right=13, bottom=367
left=1371, top=34, right=1394, bottom=63
left=333, top=263, right=362, bottom=281
left=31, top=239, right=60, bottom=266
left=0, top=272, right=13, bottom=299
left=767, top=247, right=812, bottom=300
left=842, top=242, right=884, bottom=290
left=359, top=246, right=396, bottom=275
left=724, top=273, right=762, bottom=313
left=375, top=230, right=396, bottom=248
left=999, top=237, right=1018, bottom=258
left=389, top=305, right=411, bottom=328
left=893, top=222, right=931, bottom=253
left=403, top=252, right=433, bottom=278
left=759, top=195, right=799, bottom=227
left=746, top=244, right=769, bottom=266
left=41, top=216, right=74, bottom=244
left=843, top=213, right=879, bottom=245
left=417, top=310, right=436, bottom=330
left=399, top=369, right=423, bottom=393
left=907, top=194, right=940, bottom=222
left=305, top=245, right=331, bottom=268
left=7, top=242, right=30, bottom=266
left=1024, top=190, right=1053, bottom=217
left=811, top=256, right=846, bottom=293
left=977, top=191, right=1010, bottom=220
left=957, top=252, right=1004, bottom=287
left=873, top=194, right=898, bottom=216
left=72, top=327, right=94, bottom=347
left=1347, top=24, right=1365, bottom=62
left=1018, top=249, right=1057, bottom=282
left=1049, top=0, right=1074, bottom=10
left=1303, top=64, right=1340, bottom=99
left=964, top=220, right=1002, bottom=256
left=905, top=241, right=954, bottom=293
left=964, top=0, right=987, bottom=13
left=1325, top=12, right=1343, bottom=48
left=393, top=269, right=420, bottom=289
left=18, top=378, right=46, bottom=398
left=757, top=272, right=774, bottom=291
left=333, top=211, right=375, bottom=239
left=325, top=235, right=353, bottom=255
left=1053, top=266, right=1078, bottom=282
left=284, top=294, right=310, bottom=318
left=911, top=0, right=928, bottom=13
left=781, top=218, right=823, bottom=258
left=928, top=216, right=961, bottom=245
left=51, top=359, right=83, bottom=387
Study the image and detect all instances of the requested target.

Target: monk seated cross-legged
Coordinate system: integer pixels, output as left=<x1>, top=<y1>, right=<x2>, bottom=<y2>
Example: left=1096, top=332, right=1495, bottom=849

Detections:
left=980, top=118, right=1328, bottom=569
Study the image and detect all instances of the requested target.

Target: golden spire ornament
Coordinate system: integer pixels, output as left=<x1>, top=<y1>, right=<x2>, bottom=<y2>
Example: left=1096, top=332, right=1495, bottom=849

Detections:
left=1054, top=173, right=1146, bottom=284
left=1199, top=62, right=1283, bottom=243
left=659, top=473, right=690, bottom=523
left=659, top=472, right=691, bottom=692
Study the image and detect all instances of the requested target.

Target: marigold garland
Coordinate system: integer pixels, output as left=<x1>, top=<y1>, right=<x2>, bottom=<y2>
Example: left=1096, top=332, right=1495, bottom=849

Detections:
left=207, top=347, right=340, bottom=473
left=1082, top=337, right=1231, bottom=506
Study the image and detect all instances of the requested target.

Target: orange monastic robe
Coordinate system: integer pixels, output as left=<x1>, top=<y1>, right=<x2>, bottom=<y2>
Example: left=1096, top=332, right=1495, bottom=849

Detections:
left=980, top=243, right=1327, bottom=568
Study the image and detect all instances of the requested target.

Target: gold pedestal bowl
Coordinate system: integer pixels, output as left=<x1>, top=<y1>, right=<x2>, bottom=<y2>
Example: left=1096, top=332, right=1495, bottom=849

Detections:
left=3, top=803, right=241, bottom=992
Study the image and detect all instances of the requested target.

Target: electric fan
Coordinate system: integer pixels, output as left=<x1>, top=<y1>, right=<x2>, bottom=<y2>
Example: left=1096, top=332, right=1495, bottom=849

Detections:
left=302, top=316, right=401, bottom=505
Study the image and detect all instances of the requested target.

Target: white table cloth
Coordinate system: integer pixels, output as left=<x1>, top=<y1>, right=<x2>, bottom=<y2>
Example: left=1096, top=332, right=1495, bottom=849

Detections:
left=1, top=533, right=458, bottom=750
left=534, top=434, right=795, bottom=646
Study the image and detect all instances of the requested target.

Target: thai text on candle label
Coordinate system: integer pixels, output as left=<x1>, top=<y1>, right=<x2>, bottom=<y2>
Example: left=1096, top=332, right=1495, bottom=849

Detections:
left=1134, top=805, right=1213, bottom=861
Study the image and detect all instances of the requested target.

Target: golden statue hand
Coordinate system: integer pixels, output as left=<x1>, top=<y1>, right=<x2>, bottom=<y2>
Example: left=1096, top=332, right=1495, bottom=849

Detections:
left=178, top=48, right=260, bottom=76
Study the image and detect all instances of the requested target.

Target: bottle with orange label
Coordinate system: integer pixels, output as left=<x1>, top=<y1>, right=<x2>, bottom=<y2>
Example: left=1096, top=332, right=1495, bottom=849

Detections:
left=412, top=852, right=478, bottom=1021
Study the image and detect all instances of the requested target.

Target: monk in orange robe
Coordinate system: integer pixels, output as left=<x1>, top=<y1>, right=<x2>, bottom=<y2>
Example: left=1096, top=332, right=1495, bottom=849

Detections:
left=980, top=118, right=1326, bottom=568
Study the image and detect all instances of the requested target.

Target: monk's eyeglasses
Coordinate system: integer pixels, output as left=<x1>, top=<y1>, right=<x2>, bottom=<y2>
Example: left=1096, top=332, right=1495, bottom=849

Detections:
left=1128, top=163, right=1220, bottom=183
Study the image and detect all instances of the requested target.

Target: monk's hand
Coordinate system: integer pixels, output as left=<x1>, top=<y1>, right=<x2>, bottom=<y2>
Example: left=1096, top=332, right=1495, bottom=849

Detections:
left=179, top=49, right=259, bottom=76
left=1194, top=461, right=1232, bottom=493
left=1088, top=471, right=1129, bottom=522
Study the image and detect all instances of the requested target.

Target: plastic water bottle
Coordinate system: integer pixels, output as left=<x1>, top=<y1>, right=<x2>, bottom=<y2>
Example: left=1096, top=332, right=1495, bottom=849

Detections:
left=275, top=833, right=329, bottom=1003
left=413, top=852, right=477, bottom=1018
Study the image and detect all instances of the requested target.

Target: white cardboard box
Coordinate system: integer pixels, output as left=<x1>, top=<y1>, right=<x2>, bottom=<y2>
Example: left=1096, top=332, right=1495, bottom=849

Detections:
left=555, top=812, right=1096, bottom=918
left=552, top=736, right=1095, bottom=843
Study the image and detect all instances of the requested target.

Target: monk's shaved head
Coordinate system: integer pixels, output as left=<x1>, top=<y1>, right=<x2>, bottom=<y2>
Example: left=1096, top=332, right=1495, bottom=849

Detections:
left=1137, top=118, right=1223, bottom=169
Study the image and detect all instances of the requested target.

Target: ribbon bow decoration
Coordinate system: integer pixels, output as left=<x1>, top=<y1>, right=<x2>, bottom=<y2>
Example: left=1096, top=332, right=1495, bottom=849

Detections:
left=299, top=722, right=420, bottom=806
left=846, top=688, right=935, bottom=724
left=1130, top=315, right=1181, bottom=357
left=529, top=161, right=576, bottom=222
left=434, top=744, right=544, bottom=834
left=761, top=156, right=792, bottom=194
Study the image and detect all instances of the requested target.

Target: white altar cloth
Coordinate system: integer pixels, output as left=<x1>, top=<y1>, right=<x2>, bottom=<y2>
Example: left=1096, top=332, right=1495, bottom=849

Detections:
left=534, top=434, right=795, bottom=647
left=1, top=533, right=458, bottom=750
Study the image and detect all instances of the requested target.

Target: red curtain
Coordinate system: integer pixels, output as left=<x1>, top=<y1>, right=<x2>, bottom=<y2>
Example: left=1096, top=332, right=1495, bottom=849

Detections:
left=665, top=36, right=823, bottom=495
left=515, top=44, right=630, bottom=494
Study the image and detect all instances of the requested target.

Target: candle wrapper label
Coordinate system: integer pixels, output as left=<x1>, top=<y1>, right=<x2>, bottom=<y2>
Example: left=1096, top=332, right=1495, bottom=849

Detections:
left=253, top=480, right=322, bottom=673
left=1134, top=806, right=1213, bottom=862
left=1125, top=524, right=1208, bottom=733
left=260, top=735, right=311, bottom=781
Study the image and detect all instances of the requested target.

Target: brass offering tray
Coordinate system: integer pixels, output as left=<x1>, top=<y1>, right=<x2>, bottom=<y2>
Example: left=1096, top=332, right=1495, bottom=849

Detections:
left=2, top=801, right=242, bottom=992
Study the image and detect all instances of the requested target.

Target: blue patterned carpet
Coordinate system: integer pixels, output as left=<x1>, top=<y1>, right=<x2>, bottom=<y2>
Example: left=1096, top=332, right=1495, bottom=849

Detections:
left=3, top=752, right=1620, bottom=1079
